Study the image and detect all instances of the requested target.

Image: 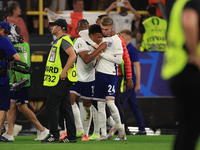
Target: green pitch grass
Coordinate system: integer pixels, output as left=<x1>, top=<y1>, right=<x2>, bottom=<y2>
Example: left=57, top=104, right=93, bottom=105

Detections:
left=1, top=135, right=200, bottom=150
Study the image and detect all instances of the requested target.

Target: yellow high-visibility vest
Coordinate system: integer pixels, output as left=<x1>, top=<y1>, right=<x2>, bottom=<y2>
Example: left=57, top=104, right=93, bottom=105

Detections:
left=43, top=35, right=77, bottom=86
left=140, top=16, right=167, bottom=52
left=161, top=0, right=200, bottom=80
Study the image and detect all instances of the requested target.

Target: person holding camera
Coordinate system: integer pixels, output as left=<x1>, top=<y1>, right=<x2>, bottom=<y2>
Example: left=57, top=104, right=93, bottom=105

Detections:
left=105, top=0, right=141, bottom=33
left=0, top=21, right=20, bottom=142
left=2, top=25, right=49, bottom=141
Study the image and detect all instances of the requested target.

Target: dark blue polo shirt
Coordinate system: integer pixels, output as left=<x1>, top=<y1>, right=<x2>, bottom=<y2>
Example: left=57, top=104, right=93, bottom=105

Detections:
left=0, top=36, right=17, bottom=85
left=127, top=42, right=139, bottom=85
left=0, top=35, right=17, bottom=110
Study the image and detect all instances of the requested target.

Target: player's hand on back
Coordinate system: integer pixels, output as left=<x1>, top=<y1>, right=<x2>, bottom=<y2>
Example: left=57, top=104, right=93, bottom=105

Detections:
left=98, top=50, right=104, bottom=56
left=99, top=42, right=107, bottom=50
left=109, top=30, right=116, bottom=36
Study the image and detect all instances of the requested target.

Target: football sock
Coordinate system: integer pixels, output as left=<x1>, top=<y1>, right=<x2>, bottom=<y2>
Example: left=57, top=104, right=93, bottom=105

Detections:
left=83, top=106, right=92, bottom=136
left=107, top=116, right=116, bottom=127
left=115, top=94, right=125, bottom=124
left=91, top=105, right=100, bottom=136
left=97, top=101, right=107, bottom=136
left=106, top=101, right=122, bottom=129
left=72, top=103, right=83, bottom=132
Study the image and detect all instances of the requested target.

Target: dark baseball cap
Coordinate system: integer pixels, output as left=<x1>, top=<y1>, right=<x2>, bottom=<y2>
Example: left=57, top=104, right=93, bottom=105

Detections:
left=49, top=19, right=68, bottom=31
left=0, top=21, right=12, bottom=35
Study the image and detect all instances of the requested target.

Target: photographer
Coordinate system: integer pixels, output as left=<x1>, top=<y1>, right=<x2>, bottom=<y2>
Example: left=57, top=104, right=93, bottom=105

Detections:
left=2, top=25, right=49, bottom=141
left=0, top=21, right=20, bottom=142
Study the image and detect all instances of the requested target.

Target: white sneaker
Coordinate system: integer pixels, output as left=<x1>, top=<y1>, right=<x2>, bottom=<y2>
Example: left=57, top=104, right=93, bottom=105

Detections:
left=13, top=124, right=22, bottom=136
left=2, top=132, right=15, bottom=141
left=36, top=128, right=49, bottom=140
left=113, top=135, right=127, bottom=141
left=118, top=128, right=125, bottom=141
left=34, top=130, right=41, bottom=140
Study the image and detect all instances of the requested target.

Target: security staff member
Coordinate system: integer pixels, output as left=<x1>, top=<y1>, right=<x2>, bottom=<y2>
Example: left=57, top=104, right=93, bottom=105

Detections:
left=136, top=5, right=168, bottom=51
left=162, top=0, right=200, bottom=150
left=41, top=19, right=77, bottom=143
left=0, top=21, right=20, bottom=142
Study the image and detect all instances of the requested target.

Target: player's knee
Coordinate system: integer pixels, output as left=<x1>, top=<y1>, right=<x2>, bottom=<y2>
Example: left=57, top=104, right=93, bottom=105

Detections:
left=106, top=100, right=116, bottom=113
left=70, top=99, right=75, bottom=105
left=70, top=93, right=77, bottom=105
left=83, top=100, right=92, bottom=107
left=83, top=103, right=91, bottom=107
left=97, top=101, right=106, bottom=111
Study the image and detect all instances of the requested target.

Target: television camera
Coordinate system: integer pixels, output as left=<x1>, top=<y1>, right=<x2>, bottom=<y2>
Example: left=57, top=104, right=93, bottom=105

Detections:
left=0, top=23, right=32, bottom=90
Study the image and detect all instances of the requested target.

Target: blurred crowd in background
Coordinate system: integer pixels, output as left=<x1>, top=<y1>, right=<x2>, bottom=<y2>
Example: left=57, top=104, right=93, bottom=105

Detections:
left=0, top=0, right=175, bottom=36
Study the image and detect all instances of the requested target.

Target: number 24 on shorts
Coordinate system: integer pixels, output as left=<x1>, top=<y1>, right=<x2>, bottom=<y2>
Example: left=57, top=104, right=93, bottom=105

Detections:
left=108, top=85, right=115, bottom=93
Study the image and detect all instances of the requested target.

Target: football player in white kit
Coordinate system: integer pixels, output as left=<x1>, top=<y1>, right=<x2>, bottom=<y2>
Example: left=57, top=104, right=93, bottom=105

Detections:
left=70, top=23, right=107, bottom=141
left=93, top=17, right=125, bottom=141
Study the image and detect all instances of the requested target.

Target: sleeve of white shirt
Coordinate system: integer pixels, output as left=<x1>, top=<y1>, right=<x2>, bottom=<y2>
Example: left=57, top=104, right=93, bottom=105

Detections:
left=78, top=29, right=96, bottom=47
left=101, top=35, right=123, bottom=64
left=113, top=35, right=123, bottom=55
left=100, top=53, right=122, bottom=64
left=103, top=35, right=123, bottom=55
left=74, top=38, right=89, bottom=54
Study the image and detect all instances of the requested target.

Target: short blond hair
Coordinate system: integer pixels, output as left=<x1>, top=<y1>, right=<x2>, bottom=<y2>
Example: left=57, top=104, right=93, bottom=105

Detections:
left=120, top=29, right=132, bottom=37
left=101, top=16, right=113, bottom=26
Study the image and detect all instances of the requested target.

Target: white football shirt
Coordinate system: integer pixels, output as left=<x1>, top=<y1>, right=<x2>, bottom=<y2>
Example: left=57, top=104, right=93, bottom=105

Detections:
left=109, top=13, right=134, bottom=33
left=74, top=38, right=95, bottom=82
left=96, top=35, right=123, bottom=75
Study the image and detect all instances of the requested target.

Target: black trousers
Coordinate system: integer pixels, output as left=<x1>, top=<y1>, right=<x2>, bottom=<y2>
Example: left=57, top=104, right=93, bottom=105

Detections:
left=46, top=79, right=76, bottom=140
left=170, top=64, right=200, bottom=150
